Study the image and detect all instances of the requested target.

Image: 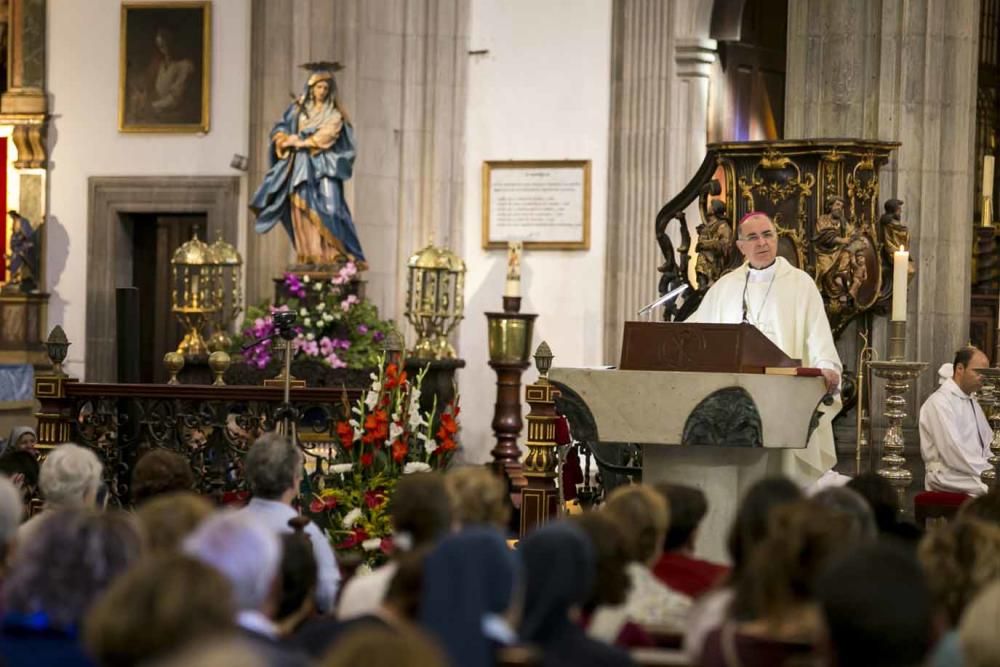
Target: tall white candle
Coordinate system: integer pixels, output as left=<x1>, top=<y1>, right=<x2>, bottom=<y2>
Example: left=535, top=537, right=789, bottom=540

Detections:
left=985, top=155, right=995, bottom=200
left=891, top=248, right=908, bottom=321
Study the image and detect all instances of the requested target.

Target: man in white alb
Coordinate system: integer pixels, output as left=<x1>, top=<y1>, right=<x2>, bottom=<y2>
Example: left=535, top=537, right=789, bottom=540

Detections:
left=919, top=347, right=992, bottom=496
left=687, top=212, right=843, bottom=485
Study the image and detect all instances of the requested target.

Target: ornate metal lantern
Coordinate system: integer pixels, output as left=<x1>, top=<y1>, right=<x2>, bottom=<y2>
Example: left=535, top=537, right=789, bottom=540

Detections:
left=207, top=233, right=244, bottom=352
left=404, top=243, right=466, bottom=359
left=170, top=229, right=220, bottom=357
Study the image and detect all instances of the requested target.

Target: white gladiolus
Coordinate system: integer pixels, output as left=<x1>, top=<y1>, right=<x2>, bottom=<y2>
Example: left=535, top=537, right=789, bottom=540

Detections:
left=330, top=463, right=353, bottom=474
left=362, top=538, right=382, bottom=552
left=342, top=508, right=362, bottom=527
left=306, top=333, right=315, bottom=341
left=313, top=282, right=323, bottom=291
left=299, top=308, right=308, bottom=317
left=364, top=390, right=379, bottom=411
left=304, top=318, right=312, bottom=327
left=424, top=435, right=438, bottom=454
left=389, top=422, right=404, bottom=443
left=316, top=302, right=326, bottom=311
left=404, top=462, right=432, bottom=474
left=302, top=275, right=311, bottom=283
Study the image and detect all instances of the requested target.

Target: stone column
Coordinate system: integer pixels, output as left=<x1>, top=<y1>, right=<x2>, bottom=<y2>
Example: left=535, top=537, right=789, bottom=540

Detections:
left=247, top=0, right=468, bottom=327
left=603, top=0, right=716, bottom=362
left=786, top=0, right=980, bottom=468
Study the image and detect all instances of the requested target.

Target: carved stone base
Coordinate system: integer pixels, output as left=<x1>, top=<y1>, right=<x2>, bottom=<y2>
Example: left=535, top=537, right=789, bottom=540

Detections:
left=520, top=479, right=559, bottom=536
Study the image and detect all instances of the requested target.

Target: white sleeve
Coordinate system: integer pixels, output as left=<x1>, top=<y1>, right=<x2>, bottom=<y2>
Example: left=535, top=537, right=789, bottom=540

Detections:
left=920, top=397, right=989, bottom=494
left=802, top=278, right=841, bottom=374
left=306, top=519, right=341, bottom=613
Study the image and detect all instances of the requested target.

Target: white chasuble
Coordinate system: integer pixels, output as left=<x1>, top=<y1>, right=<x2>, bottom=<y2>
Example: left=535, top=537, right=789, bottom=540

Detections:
left=688, top=257, right=842, bottom=483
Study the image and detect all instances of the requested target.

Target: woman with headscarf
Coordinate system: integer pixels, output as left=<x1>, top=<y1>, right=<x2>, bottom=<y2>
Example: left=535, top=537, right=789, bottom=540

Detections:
left=1, top=426, right=37, bottom=458
left=250, top=67, right=366, bottom=267
left=419, top=526, right=520, bottom=667
left=519, top=522, right=635, bottom=667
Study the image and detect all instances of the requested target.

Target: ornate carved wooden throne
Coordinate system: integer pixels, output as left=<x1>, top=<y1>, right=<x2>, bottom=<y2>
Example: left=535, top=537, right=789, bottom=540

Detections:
left=657, top=139, right=903, bottom=336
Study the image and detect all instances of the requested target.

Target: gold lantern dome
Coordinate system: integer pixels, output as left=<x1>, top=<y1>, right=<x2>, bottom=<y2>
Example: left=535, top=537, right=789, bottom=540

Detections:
left=207, top=234, right=244, bottom=352
left=405, top=243, right=466, bottom=359
left=171, top=230, right=221, bottom=357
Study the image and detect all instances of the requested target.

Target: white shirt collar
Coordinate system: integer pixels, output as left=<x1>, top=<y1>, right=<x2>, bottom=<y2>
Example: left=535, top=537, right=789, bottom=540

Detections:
left=746, top=258, right=779, bottom=283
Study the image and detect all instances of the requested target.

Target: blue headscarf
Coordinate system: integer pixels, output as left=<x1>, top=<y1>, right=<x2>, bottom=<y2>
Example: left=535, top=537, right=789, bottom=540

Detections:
left=419, top=526, right=520, bottom=667
left=518, top=521, right=595, bottom=645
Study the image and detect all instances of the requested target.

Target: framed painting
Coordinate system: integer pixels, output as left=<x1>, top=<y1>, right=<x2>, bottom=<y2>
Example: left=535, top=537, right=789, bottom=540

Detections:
left=482, top=160, right=591, bottom=250
left=119, top=1, right=211, bottom=133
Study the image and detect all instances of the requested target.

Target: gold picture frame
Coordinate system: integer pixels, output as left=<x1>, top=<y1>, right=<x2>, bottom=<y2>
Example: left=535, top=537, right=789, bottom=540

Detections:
left=118, top=1, right=211, bottom=133
left=482, top=160, right=591, bottom=250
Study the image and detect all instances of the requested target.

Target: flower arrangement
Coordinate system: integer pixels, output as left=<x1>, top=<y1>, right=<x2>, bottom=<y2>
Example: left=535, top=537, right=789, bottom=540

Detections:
left=305, top=359, right=459, bottom=568
left=232, top=262, right=394, bottom=370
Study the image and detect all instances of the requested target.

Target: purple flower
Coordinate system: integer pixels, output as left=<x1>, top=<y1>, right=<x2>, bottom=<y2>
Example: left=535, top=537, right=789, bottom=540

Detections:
left=283, top=273, right=307, bottom=299
left=373, top=330, right=385, bottom=343
left=357, top=324, right=369, bottom=334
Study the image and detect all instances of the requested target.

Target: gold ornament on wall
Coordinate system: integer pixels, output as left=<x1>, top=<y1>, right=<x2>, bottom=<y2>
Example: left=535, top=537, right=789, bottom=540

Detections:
left=404, top=243, right=466, bottom=359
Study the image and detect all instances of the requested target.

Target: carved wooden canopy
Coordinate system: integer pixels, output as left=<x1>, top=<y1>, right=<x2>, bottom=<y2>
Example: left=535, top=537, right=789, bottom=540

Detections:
left=655, top=139, right=904, bottom=335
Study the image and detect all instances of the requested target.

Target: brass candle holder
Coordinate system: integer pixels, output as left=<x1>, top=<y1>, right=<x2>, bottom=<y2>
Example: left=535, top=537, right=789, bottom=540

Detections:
left=486, top=296, right=537, bottom=488
left=976, top=365, right=1000, bottom=488
left=869, top=318, right=927, bottom=511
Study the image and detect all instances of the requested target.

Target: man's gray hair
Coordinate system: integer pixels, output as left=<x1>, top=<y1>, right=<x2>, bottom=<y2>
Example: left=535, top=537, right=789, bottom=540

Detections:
left=183, top=510, right=281, bottom=611
left=0, top=475, right=23, bottom=546
left=39, top=444, right=103, bottom=508
left=244, top=432, right=303, bottom=500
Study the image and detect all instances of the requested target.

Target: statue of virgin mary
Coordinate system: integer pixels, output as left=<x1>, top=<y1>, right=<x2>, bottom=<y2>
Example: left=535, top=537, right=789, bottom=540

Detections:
left=250, top=63, right=366, bottom=268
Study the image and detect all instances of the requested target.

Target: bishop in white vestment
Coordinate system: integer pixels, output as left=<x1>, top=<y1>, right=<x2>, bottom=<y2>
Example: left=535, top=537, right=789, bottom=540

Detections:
left=919, top=348, right=992, bottom=496
left=687, top=212, right=842, bottom=484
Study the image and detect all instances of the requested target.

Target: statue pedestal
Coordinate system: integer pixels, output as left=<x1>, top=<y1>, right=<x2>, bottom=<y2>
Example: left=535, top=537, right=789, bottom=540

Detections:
left=0, top=293, right=50, bottom=369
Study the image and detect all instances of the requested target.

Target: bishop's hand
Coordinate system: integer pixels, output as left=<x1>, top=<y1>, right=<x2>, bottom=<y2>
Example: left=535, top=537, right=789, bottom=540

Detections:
left=821, top=369, right=840, bottom=394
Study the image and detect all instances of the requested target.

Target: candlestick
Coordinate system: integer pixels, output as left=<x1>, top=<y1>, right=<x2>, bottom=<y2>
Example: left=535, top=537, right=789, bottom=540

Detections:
left=891, top=247, right=908, bottom=321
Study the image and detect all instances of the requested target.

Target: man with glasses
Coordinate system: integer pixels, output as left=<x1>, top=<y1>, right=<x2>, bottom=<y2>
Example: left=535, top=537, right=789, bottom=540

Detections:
left=688, top=211, right=842, bottom=485
left=918, top=347, right=991, bottom=496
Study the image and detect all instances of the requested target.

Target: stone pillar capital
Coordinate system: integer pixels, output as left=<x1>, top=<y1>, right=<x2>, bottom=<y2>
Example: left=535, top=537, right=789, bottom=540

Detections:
left=675, top=38, right=717, bottom=79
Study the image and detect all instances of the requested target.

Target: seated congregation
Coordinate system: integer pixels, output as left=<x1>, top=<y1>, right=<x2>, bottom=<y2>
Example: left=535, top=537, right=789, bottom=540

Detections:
left=0, top=431, right=998, bottom=667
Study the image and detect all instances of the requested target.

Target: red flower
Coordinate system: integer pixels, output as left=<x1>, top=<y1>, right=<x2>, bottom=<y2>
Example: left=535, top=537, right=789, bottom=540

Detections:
left=391, top=438, right=409, bottom=463
left=308, top=495, right=338, bottom=513
left=439, top=412, right=458, bottom=436
left=336, top=421, right=354, bottom=449
left=380, top=537, right=394, bottom=554
left=336, top=526, right=369, bottom=550
left=360, top=452, right=374, bottom=467
left=385, top=363, right=408, bottom=390
left=362, top=410, right=389, bottom=446
left=364, top=488, right=387, bottom=508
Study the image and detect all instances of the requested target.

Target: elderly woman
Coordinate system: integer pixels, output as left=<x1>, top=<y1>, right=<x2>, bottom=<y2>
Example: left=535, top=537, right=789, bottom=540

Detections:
left=1, top=509, right=143, bottom=666
left=18, top=444, right=104, bottom=543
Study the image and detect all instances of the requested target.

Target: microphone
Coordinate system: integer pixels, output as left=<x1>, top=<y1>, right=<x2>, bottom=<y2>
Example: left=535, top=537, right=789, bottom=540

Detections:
left=741, top=272, right=750, bottom=323
left=637, top=284, right=690, bottom=316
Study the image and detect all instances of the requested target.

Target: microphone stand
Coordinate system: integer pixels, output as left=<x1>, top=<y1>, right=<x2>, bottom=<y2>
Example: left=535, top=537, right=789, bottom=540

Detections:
left=242, top=316, right=300, bottom=443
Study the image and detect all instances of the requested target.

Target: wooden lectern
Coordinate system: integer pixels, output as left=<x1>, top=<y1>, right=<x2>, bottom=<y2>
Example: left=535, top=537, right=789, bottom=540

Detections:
left=620, top=321, right=800, bottom=373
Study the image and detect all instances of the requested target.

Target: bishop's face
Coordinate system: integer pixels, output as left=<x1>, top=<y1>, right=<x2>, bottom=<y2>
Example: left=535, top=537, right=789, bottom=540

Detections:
left=736, top=214, right=778, bottom=269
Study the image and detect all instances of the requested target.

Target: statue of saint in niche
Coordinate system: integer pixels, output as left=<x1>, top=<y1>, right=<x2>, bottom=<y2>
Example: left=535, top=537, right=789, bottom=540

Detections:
left=250, top=62, right=366, bottom=268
